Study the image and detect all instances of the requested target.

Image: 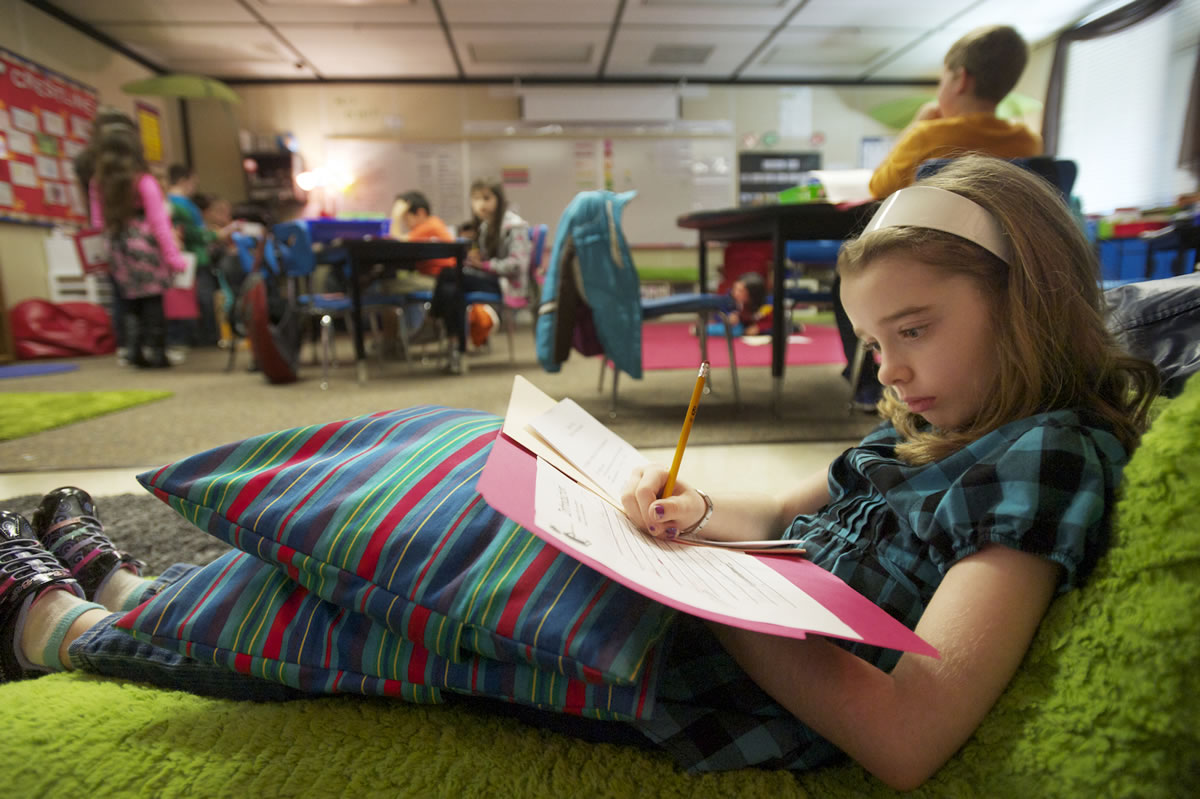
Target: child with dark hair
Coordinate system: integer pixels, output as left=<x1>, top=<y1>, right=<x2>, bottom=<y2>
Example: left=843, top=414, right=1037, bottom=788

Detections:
left=90, top=124, right=189, bottom=369
left=430, top=178, right=531, bottom=367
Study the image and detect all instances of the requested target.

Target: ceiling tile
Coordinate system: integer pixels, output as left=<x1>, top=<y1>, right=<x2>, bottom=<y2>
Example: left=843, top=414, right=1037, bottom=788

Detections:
left=46, top=0, right=256, bottom=24
left=171, top=59, right=319, bottom=79
left=249, top=0, right=438, bottom=24
left=440, top=0, right=619, bottom=25
left=789, top=0, right=972, bottom=29
left=452, top=26, right=608, bottom=76
left=622, top=0, right=796, bottom=27
left=740, top=26, right=920, bottom=80
left=280, top=24, right=459, bottom=77
left=935, top=0, right=1102, bottom=45
left=606, top=27, right=768, bottom=77
left=97, top=23, right=295, bottom=66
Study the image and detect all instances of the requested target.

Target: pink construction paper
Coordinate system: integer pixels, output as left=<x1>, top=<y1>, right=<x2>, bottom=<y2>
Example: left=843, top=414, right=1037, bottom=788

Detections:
left=479, top=433, right=938, bottom=658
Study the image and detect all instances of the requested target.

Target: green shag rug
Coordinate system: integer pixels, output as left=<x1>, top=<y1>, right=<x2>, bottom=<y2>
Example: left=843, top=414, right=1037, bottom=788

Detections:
left=0, top=391, right=173, bottom=441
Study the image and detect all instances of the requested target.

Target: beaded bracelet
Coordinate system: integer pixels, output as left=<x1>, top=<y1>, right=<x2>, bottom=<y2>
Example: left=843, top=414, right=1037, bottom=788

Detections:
left=677, top=488, right=714, bottom=538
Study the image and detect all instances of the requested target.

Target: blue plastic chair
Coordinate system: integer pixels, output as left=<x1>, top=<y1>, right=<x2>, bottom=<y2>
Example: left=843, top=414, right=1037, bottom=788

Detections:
left=600, top=292, right=741, bottom=413
left=271, top=220, right=405, bottom=387
left=228, top=231, right=289, bottom=373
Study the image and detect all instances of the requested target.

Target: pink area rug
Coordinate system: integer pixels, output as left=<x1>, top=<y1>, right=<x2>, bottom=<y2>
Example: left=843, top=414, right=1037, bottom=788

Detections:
left=640, top=321, right=846, bottom=371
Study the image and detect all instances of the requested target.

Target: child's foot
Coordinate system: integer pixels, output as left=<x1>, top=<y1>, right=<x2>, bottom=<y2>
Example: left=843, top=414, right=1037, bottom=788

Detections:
left=31, top=488, right=145, bottom=603
left=0, top=510, right=86, bottom=682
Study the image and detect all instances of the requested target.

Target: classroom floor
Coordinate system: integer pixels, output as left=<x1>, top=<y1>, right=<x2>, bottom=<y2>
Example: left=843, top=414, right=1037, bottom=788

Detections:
left=0, top=440, right=849, bottom=502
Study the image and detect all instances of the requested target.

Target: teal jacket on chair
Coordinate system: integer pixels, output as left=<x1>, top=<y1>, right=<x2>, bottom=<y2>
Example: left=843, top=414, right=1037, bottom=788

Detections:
left=537, top=190, right=643, bottom=378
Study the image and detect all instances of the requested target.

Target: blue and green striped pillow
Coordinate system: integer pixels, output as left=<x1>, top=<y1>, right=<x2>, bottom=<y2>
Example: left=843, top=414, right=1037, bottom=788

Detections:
left=127, top=406, right=675, bottom=695
left=116, top=549, right=662, bottom=719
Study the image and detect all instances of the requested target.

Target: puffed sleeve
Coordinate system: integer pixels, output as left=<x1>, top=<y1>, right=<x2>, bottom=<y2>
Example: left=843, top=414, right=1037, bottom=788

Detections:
left=932, top=415, right=1129, bottom=594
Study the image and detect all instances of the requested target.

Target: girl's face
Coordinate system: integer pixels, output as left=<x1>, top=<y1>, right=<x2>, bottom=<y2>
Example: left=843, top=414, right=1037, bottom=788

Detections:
left=471, top=188, right=498, bottom=222
left=731, top=280, right=750, bottom=308
left=841, top=254, right=998, bottom=430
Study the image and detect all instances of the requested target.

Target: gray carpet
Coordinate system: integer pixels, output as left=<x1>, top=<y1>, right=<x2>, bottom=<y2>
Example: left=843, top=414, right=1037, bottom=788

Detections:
left=4, top=491, right=230, bottom=575
left=0, top=319, right=877, bottom=472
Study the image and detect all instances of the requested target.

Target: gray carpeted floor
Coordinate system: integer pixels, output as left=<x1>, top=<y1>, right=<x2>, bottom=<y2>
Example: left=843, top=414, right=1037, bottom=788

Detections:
left=4, top=491, right=230, bottom=574
left=0, top=318, right=877, bottom=472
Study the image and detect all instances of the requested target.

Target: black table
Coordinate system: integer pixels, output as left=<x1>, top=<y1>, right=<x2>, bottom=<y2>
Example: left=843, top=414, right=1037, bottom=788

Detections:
left=332, top=238, right=468, bottom=382
left=676, top=202, right=878, bottom=406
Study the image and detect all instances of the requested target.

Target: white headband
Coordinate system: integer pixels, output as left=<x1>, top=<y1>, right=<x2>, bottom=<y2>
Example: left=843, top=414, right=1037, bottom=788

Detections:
left=862, top=186, right=1012, bottom=264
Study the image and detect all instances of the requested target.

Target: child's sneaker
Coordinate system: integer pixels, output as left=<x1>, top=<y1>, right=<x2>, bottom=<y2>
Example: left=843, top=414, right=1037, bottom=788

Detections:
left=0, top=510, right=85, bottom=683
left=31, top=488, right=144, bottom=602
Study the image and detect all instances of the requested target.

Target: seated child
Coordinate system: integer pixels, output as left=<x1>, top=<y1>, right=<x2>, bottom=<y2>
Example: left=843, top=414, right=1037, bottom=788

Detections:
left=701, top=272, right=774, bottom=337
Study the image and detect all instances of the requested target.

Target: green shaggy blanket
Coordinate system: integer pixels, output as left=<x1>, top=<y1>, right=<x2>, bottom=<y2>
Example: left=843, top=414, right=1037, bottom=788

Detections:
left=3, top=379, right=1199, bottom=798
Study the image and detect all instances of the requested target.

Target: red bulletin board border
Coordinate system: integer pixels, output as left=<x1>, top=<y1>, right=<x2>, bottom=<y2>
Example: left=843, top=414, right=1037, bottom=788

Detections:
left=0, top=46, right=99, bottom=227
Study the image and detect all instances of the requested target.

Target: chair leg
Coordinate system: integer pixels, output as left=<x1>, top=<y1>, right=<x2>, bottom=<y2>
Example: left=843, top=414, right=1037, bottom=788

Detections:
left=394, top=308, right=412, bottom=364
left=721, top=318, right=741, bottom=409
left=696, top=312, right=716, bottom=394
left=367, top=311, right=384, bottom=371
left=598, top=357, right=607, bottom=392
left=609, top=364, right=619, bottom=418
left=504, top=306, right=516, bottom=363
left=847, top=340, right=869, bottom=411
left=319, top=313, right=334, bottom=390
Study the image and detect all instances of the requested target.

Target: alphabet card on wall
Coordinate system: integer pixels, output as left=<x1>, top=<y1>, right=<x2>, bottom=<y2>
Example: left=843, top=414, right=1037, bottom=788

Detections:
left=0, top=47, right=98, bottom=226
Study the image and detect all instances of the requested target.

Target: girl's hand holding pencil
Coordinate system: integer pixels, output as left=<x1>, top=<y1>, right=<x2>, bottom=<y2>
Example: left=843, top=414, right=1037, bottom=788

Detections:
left=621, top=465, right=710, bottom=541
left=622, top=362, right=710, bottom=541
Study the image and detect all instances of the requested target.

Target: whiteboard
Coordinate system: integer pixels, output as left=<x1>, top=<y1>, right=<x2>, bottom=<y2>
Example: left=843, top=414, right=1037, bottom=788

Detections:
left=324, top=138, right=469, bottom=226
left=325, top=135, right=735, bottom=245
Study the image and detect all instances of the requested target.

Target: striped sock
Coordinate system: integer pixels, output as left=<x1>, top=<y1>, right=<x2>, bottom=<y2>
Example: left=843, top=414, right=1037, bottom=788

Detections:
left=94, top=567, right=155, bottom=613
left=15, top=588, right=106, bottom=673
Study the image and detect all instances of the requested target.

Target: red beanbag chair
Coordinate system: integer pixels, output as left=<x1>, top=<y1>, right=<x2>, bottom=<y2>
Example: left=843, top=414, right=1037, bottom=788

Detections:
left=11, top=299, right=116, bottom=359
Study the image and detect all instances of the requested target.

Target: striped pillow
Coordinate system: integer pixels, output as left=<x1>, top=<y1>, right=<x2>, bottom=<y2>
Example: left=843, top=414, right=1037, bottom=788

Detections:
left=132, top=406, right=675, bottom=690
left=116, top=550, right=662, bottom=719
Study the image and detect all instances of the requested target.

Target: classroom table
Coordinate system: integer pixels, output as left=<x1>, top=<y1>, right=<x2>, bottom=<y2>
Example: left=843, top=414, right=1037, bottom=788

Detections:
left=676, top=202, right=879, bottom=408
left=327, top=238, right=468, bottom=383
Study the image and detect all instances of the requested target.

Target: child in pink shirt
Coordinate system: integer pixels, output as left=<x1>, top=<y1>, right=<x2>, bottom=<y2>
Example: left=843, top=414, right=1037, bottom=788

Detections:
left=89, top=125, right=188, bottom=368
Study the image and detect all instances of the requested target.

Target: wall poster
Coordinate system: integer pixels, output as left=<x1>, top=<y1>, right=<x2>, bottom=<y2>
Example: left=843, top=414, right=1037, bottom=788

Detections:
left=0, top=46, right=98, bottom=226
left=136, top=101, right=163, bottom=165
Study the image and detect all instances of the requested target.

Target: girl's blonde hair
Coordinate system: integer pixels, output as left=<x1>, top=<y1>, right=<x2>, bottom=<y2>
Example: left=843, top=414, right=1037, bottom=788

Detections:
left=837, top=155, right=1159, bottom=464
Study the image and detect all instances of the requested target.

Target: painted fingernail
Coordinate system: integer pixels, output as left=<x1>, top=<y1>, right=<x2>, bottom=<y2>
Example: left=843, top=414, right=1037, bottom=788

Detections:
left=654, top=505, right=665, bottom=518
left=648, top=525, right=657, bottom=533
left=665, top=527, right=678, bottom=538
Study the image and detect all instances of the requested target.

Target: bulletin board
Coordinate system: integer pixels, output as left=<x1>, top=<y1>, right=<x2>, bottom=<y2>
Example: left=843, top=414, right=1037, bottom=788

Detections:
left=0, top=47, right=98, bottom=226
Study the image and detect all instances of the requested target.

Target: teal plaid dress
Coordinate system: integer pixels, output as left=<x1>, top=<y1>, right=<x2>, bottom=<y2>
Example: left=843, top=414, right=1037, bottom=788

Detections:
left=635, top=409, right=1129, bottom=773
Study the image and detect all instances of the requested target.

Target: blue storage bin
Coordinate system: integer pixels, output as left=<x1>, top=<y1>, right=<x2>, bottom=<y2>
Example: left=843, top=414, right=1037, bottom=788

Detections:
left=1118, top=239, right=1149, bottom=281
left=785, top=240, right=841, bottom=263
left=305, top=218, right=388, bottom=244
left=1098, top=241, right=1122, bottom=281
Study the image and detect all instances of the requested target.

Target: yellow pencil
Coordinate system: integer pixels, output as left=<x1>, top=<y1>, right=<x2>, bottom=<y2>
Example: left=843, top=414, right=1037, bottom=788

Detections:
left=661, top=361, right=710, bottom=499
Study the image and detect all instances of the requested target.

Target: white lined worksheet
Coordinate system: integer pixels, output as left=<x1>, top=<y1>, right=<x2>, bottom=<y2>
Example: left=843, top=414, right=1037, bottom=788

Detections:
left=527, top=397, right=649, bottom=504
left=533, top=457, right=858, bottom=638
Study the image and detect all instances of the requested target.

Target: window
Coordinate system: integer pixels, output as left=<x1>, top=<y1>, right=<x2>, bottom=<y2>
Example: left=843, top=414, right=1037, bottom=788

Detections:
left=1058, top=0, right=1200, bottom=213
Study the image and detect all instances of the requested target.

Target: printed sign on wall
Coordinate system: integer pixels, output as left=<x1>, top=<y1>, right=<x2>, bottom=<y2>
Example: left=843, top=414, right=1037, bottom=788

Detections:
left=0, top=46, right=98, bottom=226
left=136, top=101, right=162, bottom=165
